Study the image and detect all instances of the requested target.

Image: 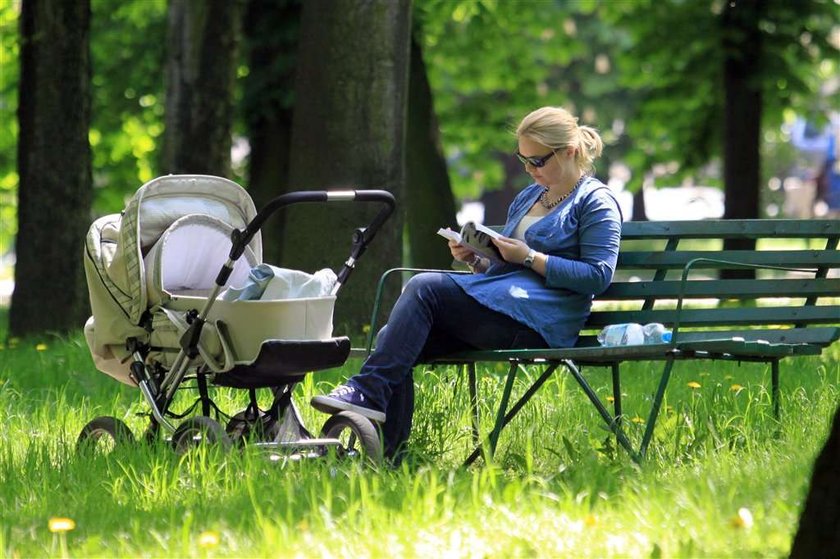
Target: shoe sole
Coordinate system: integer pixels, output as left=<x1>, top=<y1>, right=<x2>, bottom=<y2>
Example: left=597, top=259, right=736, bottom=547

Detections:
left=311, top=395, right=386, bottom=424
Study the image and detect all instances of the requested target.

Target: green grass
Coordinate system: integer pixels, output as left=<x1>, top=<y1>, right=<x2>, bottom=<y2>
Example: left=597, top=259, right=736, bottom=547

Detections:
left=0, top=314, right=837, bottom=557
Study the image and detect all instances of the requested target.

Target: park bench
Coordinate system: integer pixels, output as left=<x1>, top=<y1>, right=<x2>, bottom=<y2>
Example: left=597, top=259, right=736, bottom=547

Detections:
left=353, top=219, right=840, bottom=464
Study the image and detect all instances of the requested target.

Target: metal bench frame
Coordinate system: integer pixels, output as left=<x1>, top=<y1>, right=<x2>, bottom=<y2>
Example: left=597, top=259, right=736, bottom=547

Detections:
left=354, top=219, right=840, bottom=464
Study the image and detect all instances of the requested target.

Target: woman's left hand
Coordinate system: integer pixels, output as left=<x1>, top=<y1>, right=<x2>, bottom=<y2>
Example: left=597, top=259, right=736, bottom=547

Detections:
left=492, top=236, right=530, bottom=265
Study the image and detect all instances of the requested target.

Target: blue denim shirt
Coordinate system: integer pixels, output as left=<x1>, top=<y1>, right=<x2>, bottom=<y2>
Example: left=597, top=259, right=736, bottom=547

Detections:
left=450, top=177, right=622, bottom=348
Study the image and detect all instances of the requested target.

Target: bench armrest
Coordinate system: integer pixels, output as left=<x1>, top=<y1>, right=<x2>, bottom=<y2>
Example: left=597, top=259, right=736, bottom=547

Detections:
left=672, top=257, right=819, bottom=344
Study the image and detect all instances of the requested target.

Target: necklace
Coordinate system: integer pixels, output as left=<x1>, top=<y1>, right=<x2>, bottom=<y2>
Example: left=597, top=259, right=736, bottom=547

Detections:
left=539, top=175, right=587, bottom=209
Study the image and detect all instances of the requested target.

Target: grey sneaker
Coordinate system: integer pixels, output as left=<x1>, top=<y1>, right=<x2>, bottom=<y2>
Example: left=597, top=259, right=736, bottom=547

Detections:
left=311, top=384, right=386, bottom=423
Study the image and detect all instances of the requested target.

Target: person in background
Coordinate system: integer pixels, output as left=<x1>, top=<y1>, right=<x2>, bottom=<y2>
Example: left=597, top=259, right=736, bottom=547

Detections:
left=312, top=106, right=623, bottom=461
left=816, top=123, right=840, bottom=218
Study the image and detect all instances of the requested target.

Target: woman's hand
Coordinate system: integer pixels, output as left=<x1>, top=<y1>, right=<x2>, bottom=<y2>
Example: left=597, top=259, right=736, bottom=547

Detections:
left=491, top=236, right=530, bottom=264
left=448, top=240, right=475, bottom=263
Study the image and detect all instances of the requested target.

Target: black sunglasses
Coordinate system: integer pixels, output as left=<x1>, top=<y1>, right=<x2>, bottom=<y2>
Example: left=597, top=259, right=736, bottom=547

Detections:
left=515, top=150, right=556, bottom=168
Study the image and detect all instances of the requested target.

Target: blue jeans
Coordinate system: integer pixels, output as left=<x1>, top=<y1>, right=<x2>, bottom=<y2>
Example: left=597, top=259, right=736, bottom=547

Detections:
left=347, top=272, right=548, bottom=459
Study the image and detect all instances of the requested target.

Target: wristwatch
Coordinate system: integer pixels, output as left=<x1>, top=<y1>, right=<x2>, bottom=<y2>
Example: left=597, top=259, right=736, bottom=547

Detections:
left=522, top=249, right=537, bottom=268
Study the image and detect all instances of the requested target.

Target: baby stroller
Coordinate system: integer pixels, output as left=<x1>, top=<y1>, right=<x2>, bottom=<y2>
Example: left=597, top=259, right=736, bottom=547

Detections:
left=78, top=174, right=394, bottom=461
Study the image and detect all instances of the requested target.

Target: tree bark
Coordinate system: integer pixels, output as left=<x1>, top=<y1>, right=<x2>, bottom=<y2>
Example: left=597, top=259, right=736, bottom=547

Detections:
left=11, top=0, right=92, bottom=336
left=720, top=0, right=763, bottom=279
left=161, top=0, right=243, bottom=177
left=242, top=0, right=300, bottom=265
left=284, top=0, right=411, bottom=338
left=405, top=36, right=456, bottom=269
left=790, top=405, right=840, bottom=558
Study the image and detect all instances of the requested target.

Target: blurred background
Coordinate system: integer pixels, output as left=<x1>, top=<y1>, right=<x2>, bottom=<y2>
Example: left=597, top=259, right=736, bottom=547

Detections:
left=0, top=0, right=838, bottom=333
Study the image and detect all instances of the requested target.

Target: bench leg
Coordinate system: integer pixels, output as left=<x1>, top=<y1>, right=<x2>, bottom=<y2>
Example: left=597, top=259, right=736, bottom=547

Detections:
left=467, top=363, right=480, bottom=446
left=487, top=361, right=518, bottom=458
left=564, top=360, right=641, bottom=463
left=639, top=356, right=676, bottom=459
left=462, top=362, right=560, bottom=467
left=771, top=359, right=780, bottom=420
left=611, top=363, right=623, bottom=428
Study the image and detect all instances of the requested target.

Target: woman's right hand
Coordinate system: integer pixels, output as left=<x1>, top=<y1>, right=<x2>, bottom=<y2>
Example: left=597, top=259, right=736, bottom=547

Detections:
left=448, top=240, right=474, bottom=263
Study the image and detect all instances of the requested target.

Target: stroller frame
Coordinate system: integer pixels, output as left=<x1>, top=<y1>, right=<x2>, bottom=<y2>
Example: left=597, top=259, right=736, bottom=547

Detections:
left=79, top=179, right=395, bottom=461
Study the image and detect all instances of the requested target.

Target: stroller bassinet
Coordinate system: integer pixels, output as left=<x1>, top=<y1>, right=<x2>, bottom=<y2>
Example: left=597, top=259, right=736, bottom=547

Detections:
left=79, top=174, right=394, bottom=459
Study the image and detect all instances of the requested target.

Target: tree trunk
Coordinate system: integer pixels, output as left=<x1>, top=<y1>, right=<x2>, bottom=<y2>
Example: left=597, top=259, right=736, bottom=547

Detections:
left=481, top=154, right=522, bottom=225
left=790, top=405, right=840, bottom=557
left=242, top=0, right=300, bottom=265
left=631, top=187, right=647, bottom=222
left=283, top=0, right=411, bottom=338
left=161, top=0, right=243, bottom=177
left=11, top=0, right=92, bottom=336
left=405, top=36, right=456, bottom=269
left=720, top=0, right=763, bottom=279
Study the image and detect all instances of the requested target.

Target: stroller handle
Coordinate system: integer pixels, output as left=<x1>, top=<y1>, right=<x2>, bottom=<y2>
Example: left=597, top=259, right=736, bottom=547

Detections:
left=221, top=189, right=396, bottom=284
left=179, top=190, right=395, bottom=363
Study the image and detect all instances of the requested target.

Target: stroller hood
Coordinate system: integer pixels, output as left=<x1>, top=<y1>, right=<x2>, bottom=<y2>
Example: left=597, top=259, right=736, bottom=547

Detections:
left=84, top=175, right=262, bottom=383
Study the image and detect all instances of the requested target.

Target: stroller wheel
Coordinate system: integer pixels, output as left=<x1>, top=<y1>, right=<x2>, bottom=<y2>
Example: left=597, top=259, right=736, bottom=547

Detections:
left=171, top=416, right=233, bottom=454
left=320, top=411, right=383, bottom=464
left=76, top=416, right=135, bottom=455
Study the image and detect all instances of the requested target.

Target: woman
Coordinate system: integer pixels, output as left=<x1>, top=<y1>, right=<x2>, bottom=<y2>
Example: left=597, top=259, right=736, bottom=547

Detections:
left=312, top=106, right=623, bottom=458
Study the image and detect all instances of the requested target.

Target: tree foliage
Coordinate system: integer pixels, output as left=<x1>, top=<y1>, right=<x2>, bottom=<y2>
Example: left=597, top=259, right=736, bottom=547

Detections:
left=89, top=0, right=166, bottom=211
left=603, top=0, right=839, bottom=188
left=416, top=0, right=636, bottom=199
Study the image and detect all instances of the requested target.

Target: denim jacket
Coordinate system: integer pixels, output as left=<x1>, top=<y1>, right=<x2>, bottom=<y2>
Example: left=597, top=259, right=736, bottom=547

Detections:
left=449, top=177, right=622, bottom=348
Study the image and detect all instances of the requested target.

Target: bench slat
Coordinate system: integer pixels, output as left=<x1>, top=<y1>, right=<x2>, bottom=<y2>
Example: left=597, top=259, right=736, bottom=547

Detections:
left=621, top=219, right=840, bottom=239
left=600, top=278, right=840, bottom=299
left=617, top=250, right=840, bottom=269
left=576, top=327, right=840, bottom=347
left=587, top=305, right=840, bottom=327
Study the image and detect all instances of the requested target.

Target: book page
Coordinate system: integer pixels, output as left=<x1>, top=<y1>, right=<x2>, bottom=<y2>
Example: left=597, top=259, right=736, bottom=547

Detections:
left=436, top=227, right=462, bottom=243
left=473, top=222, right=503, bottom=240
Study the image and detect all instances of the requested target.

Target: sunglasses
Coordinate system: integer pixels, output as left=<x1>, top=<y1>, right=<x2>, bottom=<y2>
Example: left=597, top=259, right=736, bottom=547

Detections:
left=515, top=150, right=556, bottom=168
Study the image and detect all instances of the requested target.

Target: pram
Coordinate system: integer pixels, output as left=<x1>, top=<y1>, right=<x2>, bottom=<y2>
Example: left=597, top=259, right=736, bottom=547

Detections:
left=78, top=174, right=395, bottom=461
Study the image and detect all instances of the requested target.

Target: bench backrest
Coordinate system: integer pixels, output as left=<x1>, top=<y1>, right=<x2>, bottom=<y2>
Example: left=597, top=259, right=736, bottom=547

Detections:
left=579, top=219, right=840, bottom=347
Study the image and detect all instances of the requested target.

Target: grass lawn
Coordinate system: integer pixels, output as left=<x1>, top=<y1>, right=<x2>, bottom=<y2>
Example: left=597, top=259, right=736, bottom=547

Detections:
left=0, top=310, right=837, bottom=558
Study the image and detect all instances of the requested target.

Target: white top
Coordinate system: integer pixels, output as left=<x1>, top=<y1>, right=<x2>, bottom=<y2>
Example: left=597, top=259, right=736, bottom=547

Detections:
left=512, top=215, right=543, bottom=240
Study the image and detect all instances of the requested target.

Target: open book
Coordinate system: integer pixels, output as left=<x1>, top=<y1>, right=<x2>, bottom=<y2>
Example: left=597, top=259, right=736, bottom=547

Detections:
left=437, top=221, right=504, bottom=262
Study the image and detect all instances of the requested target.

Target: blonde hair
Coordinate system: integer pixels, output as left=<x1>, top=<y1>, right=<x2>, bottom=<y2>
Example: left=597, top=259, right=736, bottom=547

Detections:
left=515, top=106, right=604, bottom=174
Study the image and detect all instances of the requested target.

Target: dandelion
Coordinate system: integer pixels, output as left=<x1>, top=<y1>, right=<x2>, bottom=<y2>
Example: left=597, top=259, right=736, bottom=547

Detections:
left=48, top=517, right=75, bottom=559
left=362, top=324, right=371, bottom=334
left=49, top=518, right=75, bottom=533
left=198, top=530, right=220, bottom=549
left=36, top=343, right=48, bottom=351
left=730, top=384, right=744, bottom=393
left=687, top=381, right=701, bottom=389
left=606, top=396, right=615, bottom=403
left=730, top=507, right=754, bottom=529
left=631, top=416, right=645, bottom=424
left=584, top=514, right=597, bottom=527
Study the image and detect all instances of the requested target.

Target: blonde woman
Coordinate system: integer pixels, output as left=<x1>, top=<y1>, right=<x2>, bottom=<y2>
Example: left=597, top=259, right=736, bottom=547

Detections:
left=313, top=106, right=623, bottom=460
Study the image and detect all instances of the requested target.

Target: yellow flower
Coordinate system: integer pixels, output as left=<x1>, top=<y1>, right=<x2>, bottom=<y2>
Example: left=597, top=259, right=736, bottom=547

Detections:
left=584, top=514, right=597, bottom=527
left=362, top=324, right=371, bottom=334
left=198, top=530, right=220, bottom=548
left=606, top=396, right=615, bottom=403
left=730, top=507, right=754, bottom=529
left=730, top=384, right=744, bottom=393
left=631, top=416, right=645, bottom=424
left=36, top=343, right=48, bottom=351
left=687, top=381, right=701, bottom=389
left=48, top=517, right=76, bottom=533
